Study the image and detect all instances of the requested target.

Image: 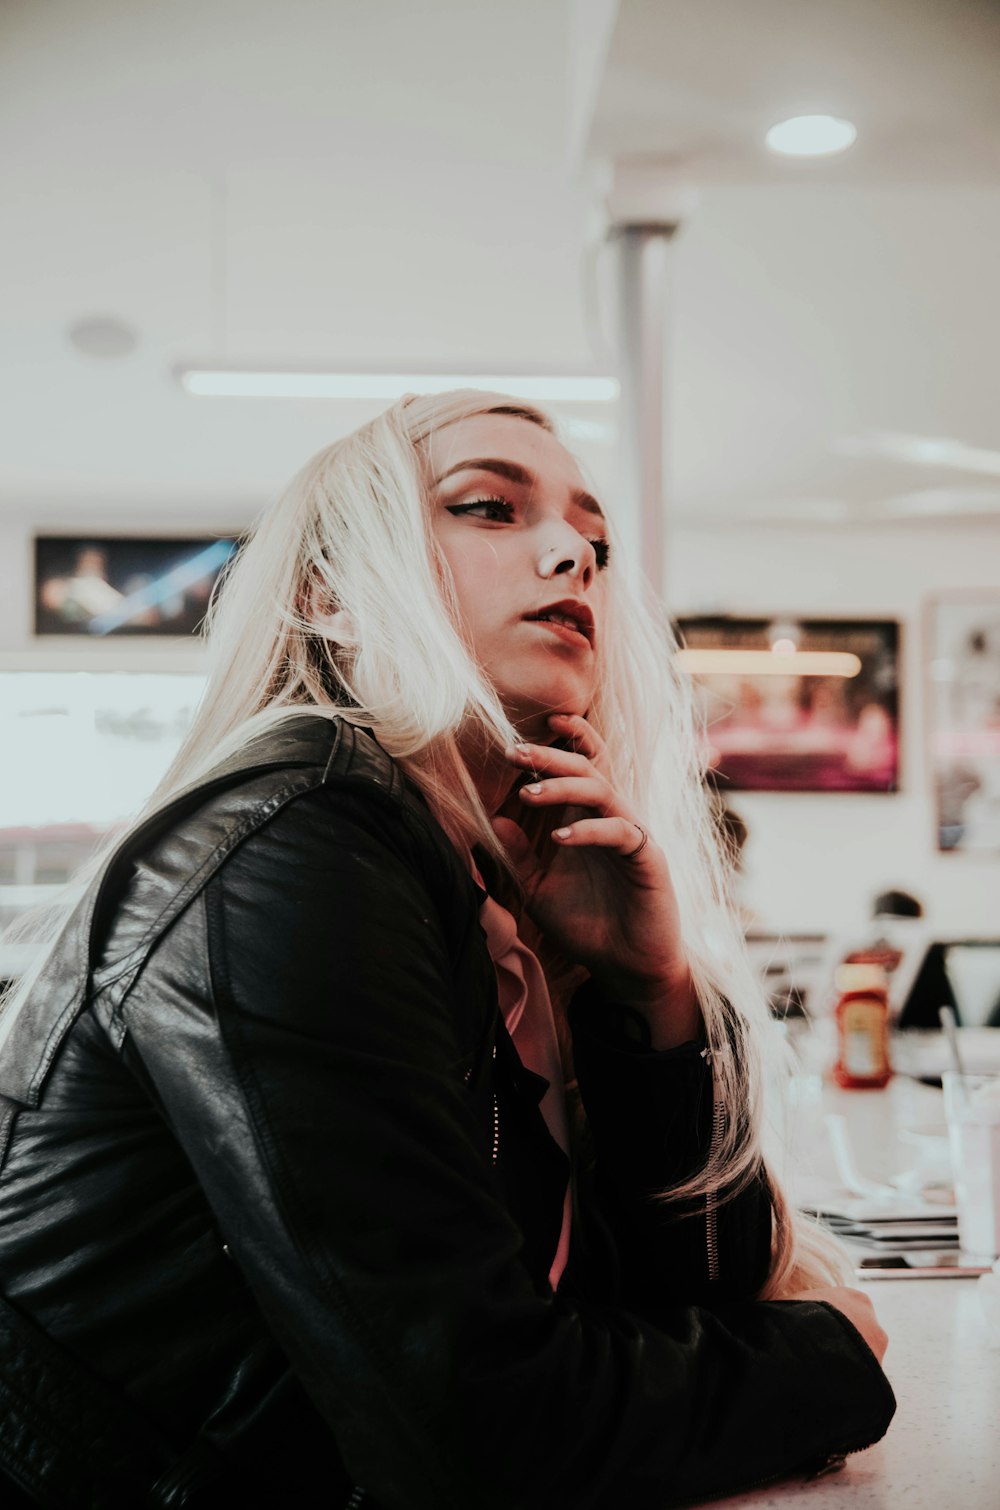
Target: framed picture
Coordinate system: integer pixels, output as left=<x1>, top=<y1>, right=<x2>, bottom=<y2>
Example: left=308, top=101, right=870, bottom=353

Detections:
left=674, top=616, right=900, bottom=793
left=34, top=536, right=238, bottom=637
left=926, top=593, right=1000, bottom=853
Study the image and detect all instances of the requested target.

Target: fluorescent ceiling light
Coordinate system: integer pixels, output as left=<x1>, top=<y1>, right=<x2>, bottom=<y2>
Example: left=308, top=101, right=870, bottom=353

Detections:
left=560, top=416, right=617, bottom=444
left=840, top=430, right=1000, bottom=478
left=879, top=488, right=1000, bottom=518
left=178, top=369, right=619, bottom=403
left=675, top=649, right=862, bottom=678
left=765, top=115, right=857, bottom=158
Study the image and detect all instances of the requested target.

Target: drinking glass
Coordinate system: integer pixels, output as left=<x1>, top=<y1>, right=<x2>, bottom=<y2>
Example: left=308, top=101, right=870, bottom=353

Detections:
left=943, top=1072, right=1000, bottom=1258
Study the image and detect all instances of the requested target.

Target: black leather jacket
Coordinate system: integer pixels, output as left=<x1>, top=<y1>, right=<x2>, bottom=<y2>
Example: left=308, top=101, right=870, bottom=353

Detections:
left=0, top=716, right=895, bottom=1509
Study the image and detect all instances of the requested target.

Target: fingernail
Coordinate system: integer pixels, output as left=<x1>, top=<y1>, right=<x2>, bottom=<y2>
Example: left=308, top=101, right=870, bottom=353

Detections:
left=523, top=783, right=541, bottom=795
left=553, top=827, right=571, bottom=840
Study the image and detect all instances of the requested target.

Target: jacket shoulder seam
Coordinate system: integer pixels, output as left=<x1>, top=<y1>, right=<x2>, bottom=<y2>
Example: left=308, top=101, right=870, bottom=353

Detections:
left=98, top=757, right=422, bottom=1011
left=96, top=772, right=332, bottom=1002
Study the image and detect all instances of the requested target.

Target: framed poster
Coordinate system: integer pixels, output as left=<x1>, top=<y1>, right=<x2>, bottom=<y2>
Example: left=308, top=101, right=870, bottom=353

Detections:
left=674, top=616, right=900, bottom=793
left=34, top=536, right=238, bottom=637
left=927, top=594, right=1000, bottom=853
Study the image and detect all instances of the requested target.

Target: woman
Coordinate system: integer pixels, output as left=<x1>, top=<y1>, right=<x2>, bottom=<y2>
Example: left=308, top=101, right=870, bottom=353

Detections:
left=0, top=391, right=893, bottom=1509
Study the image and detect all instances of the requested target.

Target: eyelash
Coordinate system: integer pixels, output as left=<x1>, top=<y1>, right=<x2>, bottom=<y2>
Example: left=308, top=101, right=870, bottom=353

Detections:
left=445, top=497, right=612, bottom=571
left=446, top=496, right=515, bottom=523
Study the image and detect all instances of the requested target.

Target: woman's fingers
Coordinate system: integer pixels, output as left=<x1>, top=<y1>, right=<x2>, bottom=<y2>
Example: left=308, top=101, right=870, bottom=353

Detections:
left=508, top=738, right=598, bottom=781
left=518, top=773, right=655, bottom=865
left=551, top=815, right=652, bottom=859
left=510, top=732, right=652, bottom=856
left=517, top=775, right=612, bottom=812
left=545, top=712, right=610, bottom=769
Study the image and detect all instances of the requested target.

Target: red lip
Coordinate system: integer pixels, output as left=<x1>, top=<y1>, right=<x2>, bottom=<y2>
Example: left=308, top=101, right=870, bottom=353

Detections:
left=524, top=599, right=595, bottom=644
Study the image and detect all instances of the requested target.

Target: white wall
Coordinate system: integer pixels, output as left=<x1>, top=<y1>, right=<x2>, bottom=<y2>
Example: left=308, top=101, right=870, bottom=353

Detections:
left=669, top=519, right=1000, bottom=939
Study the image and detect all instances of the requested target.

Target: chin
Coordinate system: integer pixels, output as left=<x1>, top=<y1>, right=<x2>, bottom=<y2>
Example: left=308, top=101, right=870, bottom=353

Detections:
left=505, top=690, right=592, bottom=739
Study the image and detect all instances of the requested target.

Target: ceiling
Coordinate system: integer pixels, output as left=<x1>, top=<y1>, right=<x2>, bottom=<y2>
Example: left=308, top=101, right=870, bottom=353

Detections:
left=591, top=0, right=1000, bottom=184
left=2, top=0, right=1000, bottom=527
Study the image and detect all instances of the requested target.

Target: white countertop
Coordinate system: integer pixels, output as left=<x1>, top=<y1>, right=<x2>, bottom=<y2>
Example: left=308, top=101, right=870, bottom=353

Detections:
left=714, top=1277, right=1000, bottom=1509
left=710, top=1059, right=1000, bottom=1506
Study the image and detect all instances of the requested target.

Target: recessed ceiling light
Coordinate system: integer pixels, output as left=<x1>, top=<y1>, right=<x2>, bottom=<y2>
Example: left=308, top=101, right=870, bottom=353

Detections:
left=765, top=115, right=858, bottom=158
left=67, top=316, right=138, bottom=359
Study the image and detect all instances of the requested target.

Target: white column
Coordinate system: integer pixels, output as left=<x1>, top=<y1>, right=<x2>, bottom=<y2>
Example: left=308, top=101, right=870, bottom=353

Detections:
left=608, top=220, right=678, bottom=599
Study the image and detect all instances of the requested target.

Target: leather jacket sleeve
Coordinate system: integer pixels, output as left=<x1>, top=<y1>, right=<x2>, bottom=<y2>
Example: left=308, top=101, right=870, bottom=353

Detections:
left=122, top=783, right=894, bottom=1510
left=568, top=991, right=774, bottom=1310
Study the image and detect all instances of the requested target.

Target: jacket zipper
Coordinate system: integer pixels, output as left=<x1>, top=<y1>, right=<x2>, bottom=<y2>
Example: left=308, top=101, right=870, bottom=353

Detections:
left=344, top=1487, right=366, bottom=1509
left=465, top=1043, right=499, bottom=1166
left=701, top=1046, right=723, bottom=1284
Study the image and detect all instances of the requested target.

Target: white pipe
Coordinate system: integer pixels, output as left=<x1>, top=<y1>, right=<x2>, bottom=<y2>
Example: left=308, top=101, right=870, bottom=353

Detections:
left=609, top=222, right=677, bottom=598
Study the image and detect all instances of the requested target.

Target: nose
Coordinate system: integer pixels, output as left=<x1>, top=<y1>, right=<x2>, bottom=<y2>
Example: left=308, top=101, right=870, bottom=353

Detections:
left=536, top=527, right=595, bottom=589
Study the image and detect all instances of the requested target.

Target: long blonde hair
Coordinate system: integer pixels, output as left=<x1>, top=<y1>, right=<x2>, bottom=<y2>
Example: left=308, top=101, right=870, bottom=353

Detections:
left=5, top=389, right=845, bottom=1295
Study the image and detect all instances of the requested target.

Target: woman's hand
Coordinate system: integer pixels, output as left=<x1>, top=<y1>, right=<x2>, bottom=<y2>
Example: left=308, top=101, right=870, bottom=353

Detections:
left=788, top=1287, right=889, bottom=1365
left=492, top=712, right=700, bottom=1049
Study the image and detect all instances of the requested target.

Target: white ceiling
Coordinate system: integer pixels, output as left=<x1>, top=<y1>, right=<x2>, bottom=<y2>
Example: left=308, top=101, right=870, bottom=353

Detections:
left=591, top=0, right=1000, bottom=184
left=2, top=0, right=1000, bottom=528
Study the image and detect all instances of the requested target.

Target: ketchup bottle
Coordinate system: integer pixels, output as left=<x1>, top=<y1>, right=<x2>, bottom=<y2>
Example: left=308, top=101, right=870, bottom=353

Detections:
left=832, top=964, right=892, bottom=1089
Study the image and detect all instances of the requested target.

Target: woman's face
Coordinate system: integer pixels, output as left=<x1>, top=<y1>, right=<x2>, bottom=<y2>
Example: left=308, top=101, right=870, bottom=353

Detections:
left=425, top=413, right=609, bottom=733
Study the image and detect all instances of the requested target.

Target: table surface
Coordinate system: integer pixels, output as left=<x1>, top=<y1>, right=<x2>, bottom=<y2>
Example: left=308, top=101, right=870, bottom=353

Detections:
left=711, top=1059, right=1000, bottom=1508
left=714, top=1278, right=999, bottom=1509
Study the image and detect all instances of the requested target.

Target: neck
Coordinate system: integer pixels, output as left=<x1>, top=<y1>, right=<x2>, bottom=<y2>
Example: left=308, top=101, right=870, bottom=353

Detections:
left=459, top=737, right=517, bottom=816
left=459, top=711, right=554, bottom=815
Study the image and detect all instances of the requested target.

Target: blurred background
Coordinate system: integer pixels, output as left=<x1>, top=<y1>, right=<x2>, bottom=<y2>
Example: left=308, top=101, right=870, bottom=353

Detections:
left=3, top=0, right=1000, bottom=994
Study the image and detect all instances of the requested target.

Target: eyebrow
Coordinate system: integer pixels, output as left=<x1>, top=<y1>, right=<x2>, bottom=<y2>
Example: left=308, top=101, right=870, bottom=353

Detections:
left=433, top=457, right=605, bottom=521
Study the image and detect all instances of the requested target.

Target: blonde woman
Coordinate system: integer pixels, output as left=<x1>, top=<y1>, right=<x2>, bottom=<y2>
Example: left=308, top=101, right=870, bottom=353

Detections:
left=0, top=392, right=893, bottom=1510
